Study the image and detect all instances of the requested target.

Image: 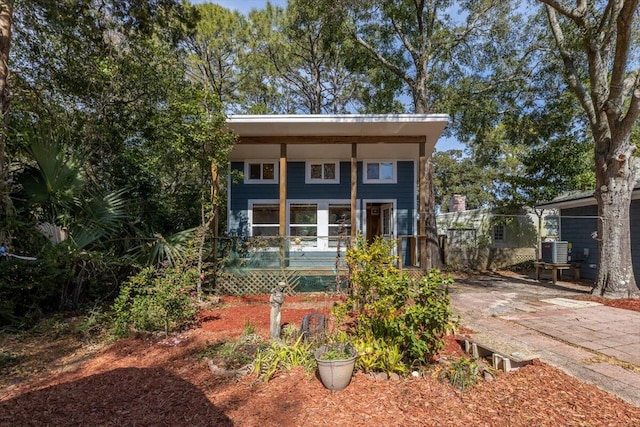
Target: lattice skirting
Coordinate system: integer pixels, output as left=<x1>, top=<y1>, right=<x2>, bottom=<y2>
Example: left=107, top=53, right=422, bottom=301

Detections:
left=215, top=270, right=302, bottom=295
left=215, top=268, right=431, bottom=295
left=402, top=268, right=426, bottom=282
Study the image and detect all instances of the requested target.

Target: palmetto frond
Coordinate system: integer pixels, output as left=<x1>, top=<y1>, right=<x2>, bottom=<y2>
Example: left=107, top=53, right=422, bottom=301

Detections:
left=70, top=189, right=129, bottom=249
left=130, top=228, right=197, bottom=267
left=20, top=141, right=84, bottom=222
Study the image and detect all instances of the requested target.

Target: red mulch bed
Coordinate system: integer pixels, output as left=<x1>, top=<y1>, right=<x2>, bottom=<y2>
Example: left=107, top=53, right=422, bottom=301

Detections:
left=582, top=296, right=640, bottom=312
left=2, top=293, right=640, bottom=426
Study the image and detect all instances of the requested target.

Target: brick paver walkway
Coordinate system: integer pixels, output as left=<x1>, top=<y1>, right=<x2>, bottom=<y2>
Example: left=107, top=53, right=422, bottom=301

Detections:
left=451, top=273, right=640, bottom=407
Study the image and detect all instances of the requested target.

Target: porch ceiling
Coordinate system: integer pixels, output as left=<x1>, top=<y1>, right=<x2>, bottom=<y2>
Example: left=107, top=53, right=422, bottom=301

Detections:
left=226, top=114, right=450, bottom=148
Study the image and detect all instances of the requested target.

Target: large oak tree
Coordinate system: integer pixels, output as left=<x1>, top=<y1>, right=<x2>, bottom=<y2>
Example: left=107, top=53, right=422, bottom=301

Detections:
left=322, top=0, right=517, bottom=269
left=539, top=0, right=640, bottom=298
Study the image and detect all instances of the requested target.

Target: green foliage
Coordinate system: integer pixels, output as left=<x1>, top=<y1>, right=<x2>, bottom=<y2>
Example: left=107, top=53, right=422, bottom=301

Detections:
left=9, top=0, right=232, bottom=265
left=111, top=266, right=198, bottom=337
left=352, top=333, right=406, bottom=375
left=243, top=318, right=256, bottom=336
left=433, top=149, right=496, bottom=212
left=0, top=245, right=128, bottom=329
left=74, top=306, right=111, bottom=341
left=316, top=344, right=354, bottom=361
left=440, top=356, right=479, bottom=392
left=252, top=328, right=315, bottom=382
left=345, top=237, right=456, bottom=370
left=199, top=334, right=265, bottom=370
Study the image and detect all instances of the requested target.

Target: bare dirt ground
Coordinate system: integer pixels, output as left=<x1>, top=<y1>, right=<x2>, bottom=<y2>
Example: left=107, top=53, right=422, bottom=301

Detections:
left=2, top=291, right=640, bottom=426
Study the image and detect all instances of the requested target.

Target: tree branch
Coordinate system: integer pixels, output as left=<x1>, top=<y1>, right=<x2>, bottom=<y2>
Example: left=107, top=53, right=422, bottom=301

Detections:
left=389, top=14, right=418, bottom=64
left=354, top=34, right=412, bottom=85
left=544, top=4, right=597, bottom=126
left=620, top=73, right=640, bottom=135
left=608, top=0, right=637, bottom=103
left=537, top=0, right=587, bottom=22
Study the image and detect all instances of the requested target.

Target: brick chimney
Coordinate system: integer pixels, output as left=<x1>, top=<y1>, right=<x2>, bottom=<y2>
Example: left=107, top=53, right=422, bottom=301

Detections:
left=450, top=194, right=466, bottom=212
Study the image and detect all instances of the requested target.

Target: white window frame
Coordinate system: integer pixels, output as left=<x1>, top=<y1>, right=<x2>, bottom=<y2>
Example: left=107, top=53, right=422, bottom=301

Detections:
left=286, top=199, right=352, bottom=250
left=288, top=202, right=319, bottom=247
left=248, top=200, right=280, bottom=239
left=244, top=160, right=279, bottom=184
left=493, top=224, right=505, bottom=242
left=363, top=160, right=397, bottom=184
left=327, top=203, right=352, bottom=248
left=305, top=160, right=340, bottom=184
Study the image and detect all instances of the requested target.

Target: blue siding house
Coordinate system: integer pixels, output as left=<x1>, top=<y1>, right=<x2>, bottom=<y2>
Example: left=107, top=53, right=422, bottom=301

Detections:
left=537, top=188, right=640, bottom=283
left=225, top=114, right=449, bottom=270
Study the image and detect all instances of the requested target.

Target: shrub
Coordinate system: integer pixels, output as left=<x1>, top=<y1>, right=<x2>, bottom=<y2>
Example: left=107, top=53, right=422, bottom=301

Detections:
left=440, top=356, right=479, bottom=391
left=252, top=326, right=315, bottom=381
left=111, top=266, right=198, bottom=337
left=345, top=237, right=456, bottom=369
left=199, top=333, right=265, bottom=371
left=352, top=332, right=407, bottom=375
left=0, top=242, right=132, bottom=330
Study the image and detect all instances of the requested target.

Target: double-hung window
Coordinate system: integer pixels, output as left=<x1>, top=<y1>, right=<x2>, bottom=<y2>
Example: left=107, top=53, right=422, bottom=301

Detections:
left=363, top=161, right=396, bottom=183
left=245, top=160, right=278, bottom=184
left=250, top=200, right=352, bottom=249
left=328, top=204, right=351, bottom=247
left=289, top=203, right=318, bottom=246
left=306, top=161, right=339, bottom=184
left=251, top=203, right=279, bottom=237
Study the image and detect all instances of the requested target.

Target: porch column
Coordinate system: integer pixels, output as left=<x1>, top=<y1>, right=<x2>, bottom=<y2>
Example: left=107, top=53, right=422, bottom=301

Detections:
left=279, top=143, right=288, bottom=268
left=279, top=143, right=287, bottom=236
left=419, top=141, right=427, bottom=271
left=351, top=143, right=357, bottom=240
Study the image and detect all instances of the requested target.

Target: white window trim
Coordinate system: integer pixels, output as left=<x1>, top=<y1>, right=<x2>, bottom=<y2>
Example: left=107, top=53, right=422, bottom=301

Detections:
left=363, top=160, right=397, bottom=184
left=244, top=160, right=279, bottom=184
left=305, top=160, right=340, bottom=184
left=287, top=199, right=352, bottom=251
left=493, top=224, right=505, bottom=242
left=248, top=200, right=280, bottom=239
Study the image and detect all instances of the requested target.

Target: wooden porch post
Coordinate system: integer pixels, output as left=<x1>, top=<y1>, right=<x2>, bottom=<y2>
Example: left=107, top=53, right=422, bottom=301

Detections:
left=351, top=143, right=357, bottom=241
left=279, top=144, right=287, bottom=267
left=419, top=141, right=427, bottom=271
left=279, top=144, right=287, bottom=236
left=210, top=160, right=219, bottom=261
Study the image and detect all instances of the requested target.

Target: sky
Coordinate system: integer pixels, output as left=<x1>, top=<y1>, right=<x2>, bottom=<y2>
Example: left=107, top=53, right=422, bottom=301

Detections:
left=190, top=0, right=286, bottom=13
left=189, top=1, right=464, bottom=152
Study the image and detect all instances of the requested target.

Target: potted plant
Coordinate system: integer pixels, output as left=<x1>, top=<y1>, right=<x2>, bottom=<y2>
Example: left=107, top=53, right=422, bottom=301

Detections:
left=314, top=343, right=358, bottom=391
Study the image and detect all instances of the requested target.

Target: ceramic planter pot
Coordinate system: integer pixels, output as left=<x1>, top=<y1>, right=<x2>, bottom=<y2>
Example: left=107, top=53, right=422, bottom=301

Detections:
left=314, top=344, right=358, bottom=391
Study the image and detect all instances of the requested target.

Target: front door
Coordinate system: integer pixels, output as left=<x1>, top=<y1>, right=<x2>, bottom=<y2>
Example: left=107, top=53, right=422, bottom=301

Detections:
left=365, top=201, right=396, bottom=244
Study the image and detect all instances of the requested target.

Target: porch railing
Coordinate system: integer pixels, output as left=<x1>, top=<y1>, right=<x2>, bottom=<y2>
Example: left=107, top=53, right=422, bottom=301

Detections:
left=212, top=235, right=424, bottom=272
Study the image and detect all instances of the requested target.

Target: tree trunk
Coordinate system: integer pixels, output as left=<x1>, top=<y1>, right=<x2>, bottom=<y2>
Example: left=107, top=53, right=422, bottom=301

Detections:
left=415, top=91, right=442, bottom=270
left=424, top=159, right=442, bottom=270
left=0, top=1, right=12, bottom=232
left=592, top=134, right=639, bottom=298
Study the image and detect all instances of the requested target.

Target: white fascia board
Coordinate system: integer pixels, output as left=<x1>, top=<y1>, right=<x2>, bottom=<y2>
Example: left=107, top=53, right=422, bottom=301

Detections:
left=226, top=114, right=450, bottom=138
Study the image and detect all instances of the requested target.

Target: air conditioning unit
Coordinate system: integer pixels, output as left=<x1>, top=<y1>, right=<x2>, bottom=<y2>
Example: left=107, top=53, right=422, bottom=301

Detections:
left=542, top=241, right=568, bottom=264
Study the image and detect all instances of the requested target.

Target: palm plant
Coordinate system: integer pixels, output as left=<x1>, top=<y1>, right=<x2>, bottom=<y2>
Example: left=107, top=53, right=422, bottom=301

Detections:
left=19, top=140, right=127, bottom=250
left=128, top=227, right=197, bottom=267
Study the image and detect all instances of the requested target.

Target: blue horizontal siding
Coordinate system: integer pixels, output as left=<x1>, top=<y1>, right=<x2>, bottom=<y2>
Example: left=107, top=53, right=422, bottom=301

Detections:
left=562, top=201, right=640, bottom=285
left=229, top=160, right=416, bottom=237
left=561, top=206, right=598, bottom=280
left=630, top=201, right=640, bottom=285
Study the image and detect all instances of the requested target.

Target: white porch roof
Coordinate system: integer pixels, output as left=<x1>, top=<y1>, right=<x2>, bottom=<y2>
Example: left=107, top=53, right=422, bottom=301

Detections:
left=227, top=114, right=449, bottom=139
left=226, top=114, right=450, bottom=160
